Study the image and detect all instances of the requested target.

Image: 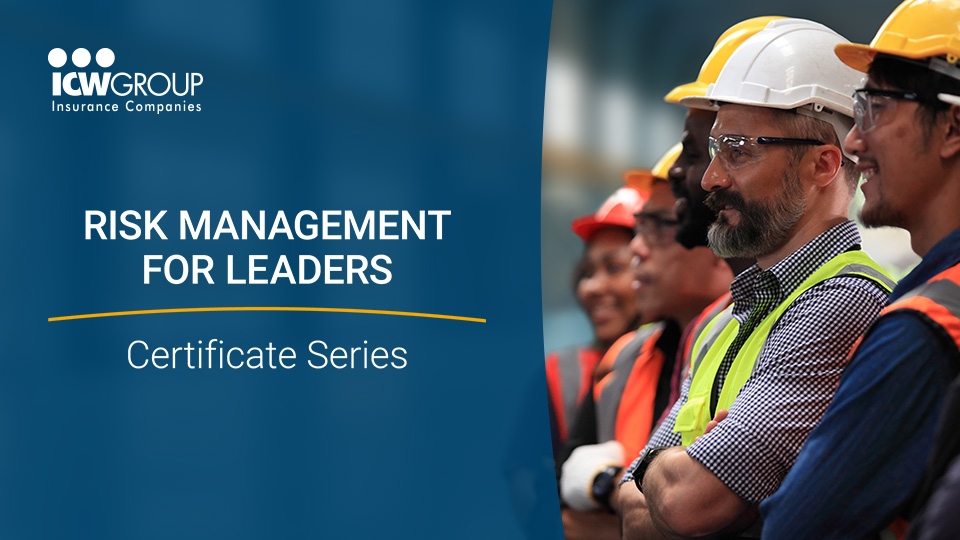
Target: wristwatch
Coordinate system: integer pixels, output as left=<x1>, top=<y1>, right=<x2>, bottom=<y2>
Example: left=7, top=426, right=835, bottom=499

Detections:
left=591, top=465, right=623, bottom=512
left=633, top=446, right=667, bottom=494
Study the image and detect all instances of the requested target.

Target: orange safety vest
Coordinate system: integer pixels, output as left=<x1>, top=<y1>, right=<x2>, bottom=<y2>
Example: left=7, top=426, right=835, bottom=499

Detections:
left=588, top=294, right=734, bottom=466
left=878, top=264, right=960, bottom=351
left=545, top=345, right=602, bottom=444
left=594, top=323, right=667, bottom=465
left=848, top=263, right=960, bottom=361
left=852, top=263, right=960, bottom=540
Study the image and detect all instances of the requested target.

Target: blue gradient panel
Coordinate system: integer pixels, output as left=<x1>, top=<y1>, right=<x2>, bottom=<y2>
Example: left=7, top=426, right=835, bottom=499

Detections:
left=0, top=1, right=560, bottom=539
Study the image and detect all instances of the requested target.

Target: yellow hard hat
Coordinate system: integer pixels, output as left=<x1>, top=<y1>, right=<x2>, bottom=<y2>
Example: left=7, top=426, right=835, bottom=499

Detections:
left=623, top=143, right=682, bottom=194
left=664, top=16, right=785, bottom=104
left=836, top=0, right=960, bottom=73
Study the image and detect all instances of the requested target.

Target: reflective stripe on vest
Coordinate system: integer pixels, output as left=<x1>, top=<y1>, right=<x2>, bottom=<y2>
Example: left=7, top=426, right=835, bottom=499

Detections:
left=595, top=323, right=665, bottom=445
left=674, top=250, right=895, bottom=446
left=682, top=292, right=734, bottom=381
left=880, top=263, right=960, bottom=352
left=545, top=346, right=601, bottom=443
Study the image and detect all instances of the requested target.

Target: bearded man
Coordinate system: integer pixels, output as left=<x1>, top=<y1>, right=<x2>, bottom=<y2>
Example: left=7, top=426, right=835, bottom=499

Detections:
left=618, top=19, right=895, bottom=539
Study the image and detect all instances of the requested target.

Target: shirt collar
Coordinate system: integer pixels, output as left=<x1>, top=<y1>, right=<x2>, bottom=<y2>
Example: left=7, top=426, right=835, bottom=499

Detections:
left=729, top=220, right=862, bottom=320
left=891, top=226, right=960, bottom=302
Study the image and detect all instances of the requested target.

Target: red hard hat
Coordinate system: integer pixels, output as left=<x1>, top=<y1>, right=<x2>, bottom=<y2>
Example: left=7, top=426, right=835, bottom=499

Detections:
left=571, top=186, right=647, bottom=241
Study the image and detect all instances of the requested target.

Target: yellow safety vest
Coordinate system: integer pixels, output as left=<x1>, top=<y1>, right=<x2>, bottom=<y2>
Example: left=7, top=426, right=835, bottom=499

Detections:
left=673, top=250, right=895, bottom=446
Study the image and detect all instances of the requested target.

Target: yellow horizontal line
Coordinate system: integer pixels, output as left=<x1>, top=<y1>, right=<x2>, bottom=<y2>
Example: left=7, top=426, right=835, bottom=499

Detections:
left=48, top=307, right=486, bottom=323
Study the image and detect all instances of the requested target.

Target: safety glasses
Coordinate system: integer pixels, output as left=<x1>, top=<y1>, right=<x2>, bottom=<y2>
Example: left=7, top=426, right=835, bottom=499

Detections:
left=852, top=88, right=919, bottom=133
left=633, top=212, right=680, bottom=248
left=707, top=135, right=826, bottom=169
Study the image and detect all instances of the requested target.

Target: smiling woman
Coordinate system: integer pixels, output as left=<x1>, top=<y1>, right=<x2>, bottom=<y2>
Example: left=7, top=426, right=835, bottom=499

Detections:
left=574, top=228, right=639, bottom=347
left=570, top=186, right=647, bottom=349
left=545, top=185, right=645, bottom=450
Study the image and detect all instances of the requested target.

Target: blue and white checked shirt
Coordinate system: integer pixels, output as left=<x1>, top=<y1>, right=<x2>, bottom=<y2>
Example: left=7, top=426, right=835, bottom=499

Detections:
left=622, top=220, right=889, bottom=503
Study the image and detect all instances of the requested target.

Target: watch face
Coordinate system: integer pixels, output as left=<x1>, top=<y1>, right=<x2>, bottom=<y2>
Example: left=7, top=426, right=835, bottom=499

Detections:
left=592, top=468, right=616, bottom=500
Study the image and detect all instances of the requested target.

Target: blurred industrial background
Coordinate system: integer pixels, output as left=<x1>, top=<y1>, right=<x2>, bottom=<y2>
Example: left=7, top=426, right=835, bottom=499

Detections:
left=541, top=0, right=918, bottom=353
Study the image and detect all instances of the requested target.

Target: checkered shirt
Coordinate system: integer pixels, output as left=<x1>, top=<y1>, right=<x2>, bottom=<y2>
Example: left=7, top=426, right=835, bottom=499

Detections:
left=621, top=220, right=889, bottom=503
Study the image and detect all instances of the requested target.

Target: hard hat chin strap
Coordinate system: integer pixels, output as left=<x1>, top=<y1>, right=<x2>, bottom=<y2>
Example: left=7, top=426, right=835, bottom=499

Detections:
left=795, top=105, right=857, bottom=164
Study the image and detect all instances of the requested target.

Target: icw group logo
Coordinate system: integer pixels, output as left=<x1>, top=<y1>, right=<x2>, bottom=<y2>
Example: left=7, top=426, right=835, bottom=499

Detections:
left=50, top=47, right=203, bottom=114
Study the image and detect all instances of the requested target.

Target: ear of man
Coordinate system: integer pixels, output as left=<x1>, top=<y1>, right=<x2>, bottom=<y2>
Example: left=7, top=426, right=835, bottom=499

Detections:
left=938, top=104, right=960, bottom=160
left=804, top=144, right=844, bottom=188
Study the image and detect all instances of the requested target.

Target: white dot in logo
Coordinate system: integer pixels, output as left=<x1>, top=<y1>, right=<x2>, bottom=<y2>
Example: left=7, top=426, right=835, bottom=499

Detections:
left=48, top=48, right=67, bottom=68
left=72, top=48, right=91, bottom=68
left=96, top=48, right=114, bottom=68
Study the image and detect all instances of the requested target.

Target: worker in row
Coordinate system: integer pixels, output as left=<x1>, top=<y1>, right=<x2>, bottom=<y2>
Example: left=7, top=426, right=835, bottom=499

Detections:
left=558, top=150, right=733, bottom=540
left=555, top=17, right=782, bottom=540
left=659, top=16, right=780, bottom=410
left=760, top=1, right=960, bottom=538
left=547, top=14, right=779, bottom=458
left=546, top=183, right=647, bottom=460
left=619, top=18, right=895, bottom=539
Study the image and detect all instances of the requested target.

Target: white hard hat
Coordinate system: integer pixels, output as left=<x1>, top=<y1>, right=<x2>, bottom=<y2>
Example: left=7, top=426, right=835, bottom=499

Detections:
left=681, top=18, right=864, bottom=157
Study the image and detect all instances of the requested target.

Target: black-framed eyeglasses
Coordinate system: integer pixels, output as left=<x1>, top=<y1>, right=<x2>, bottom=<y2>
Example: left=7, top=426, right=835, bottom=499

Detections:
left=634, top=212, right=680, bottom=247
left=852, top=87, right=920, bottom=133
left=708, top=135, right=826, bottom=169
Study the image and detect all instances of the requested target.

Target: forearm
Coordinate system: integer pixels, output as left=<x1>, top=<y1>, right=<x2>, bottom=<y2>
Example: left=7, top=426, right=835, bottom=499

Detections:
left=643, top=449, right=693, bottom=539
left=610, top=469, right=626, bottom=513
left=643, top=447, right=750, bottom=538
left=618, top=482, right=668, bottom=540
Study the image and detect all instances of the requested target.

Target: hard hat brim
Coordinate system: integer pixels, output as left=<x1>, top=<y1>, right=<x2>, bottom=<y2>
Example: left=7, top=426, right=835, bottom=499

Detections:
left=571, top=216, right=633, bottom=242
left=679, top=94, right=853, bottom=115
left=835, top=41, right=958, bottom=74
left=679, top=95, right=806, bottom=111
left=664, top=82, right=709, bottom=105
left=622, top=170, right=655, bottom=195
left=834, top=42, right=878, bottom=73
left=677, top=95, right=719, bottom=111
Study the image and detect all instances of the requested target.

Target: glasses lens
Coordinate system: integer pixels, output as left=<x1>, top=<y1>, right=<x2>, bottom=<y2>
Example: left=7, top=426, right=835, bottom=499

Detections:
left=853, top=88, right=918, bottom=133
left=708, top=137, right=718, bottom=160
left=637, top=216, right=656, bottom=244
left=636, top=214, right=677, bottom=247
left=710, top=135, right=758, bottom=169
left=853, top=91, right=868, bottom=132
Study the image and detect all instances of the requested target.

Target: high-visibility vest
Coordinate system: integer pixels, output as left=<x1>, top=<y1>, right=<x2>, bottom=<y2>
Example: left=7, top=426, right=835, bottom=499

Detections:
left=593, top=323, right=667, bottom=464
left=681, top=292, right=735, bottom=381
left=862, top=262, right=960, bottom=540
left=874, top=263, right=960, bottom=353
left=545, top=345, right=602, bottom=444
left=674, top=250, right=895, bottom=446
left=649, top=292, right=734, bottom=432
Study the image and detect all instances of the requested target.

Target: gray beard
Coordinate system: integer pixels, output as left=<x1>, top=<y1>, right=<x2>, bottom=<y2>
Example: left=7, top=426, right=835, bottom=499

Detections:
left=707, top=176, right=806, bottom=259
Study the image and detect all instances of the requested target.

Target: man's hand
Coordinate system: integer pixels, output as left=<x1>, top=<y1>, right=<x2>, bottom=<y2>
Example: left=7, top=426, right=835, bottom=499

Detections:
left=695, top=409, right=728, bottom=442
